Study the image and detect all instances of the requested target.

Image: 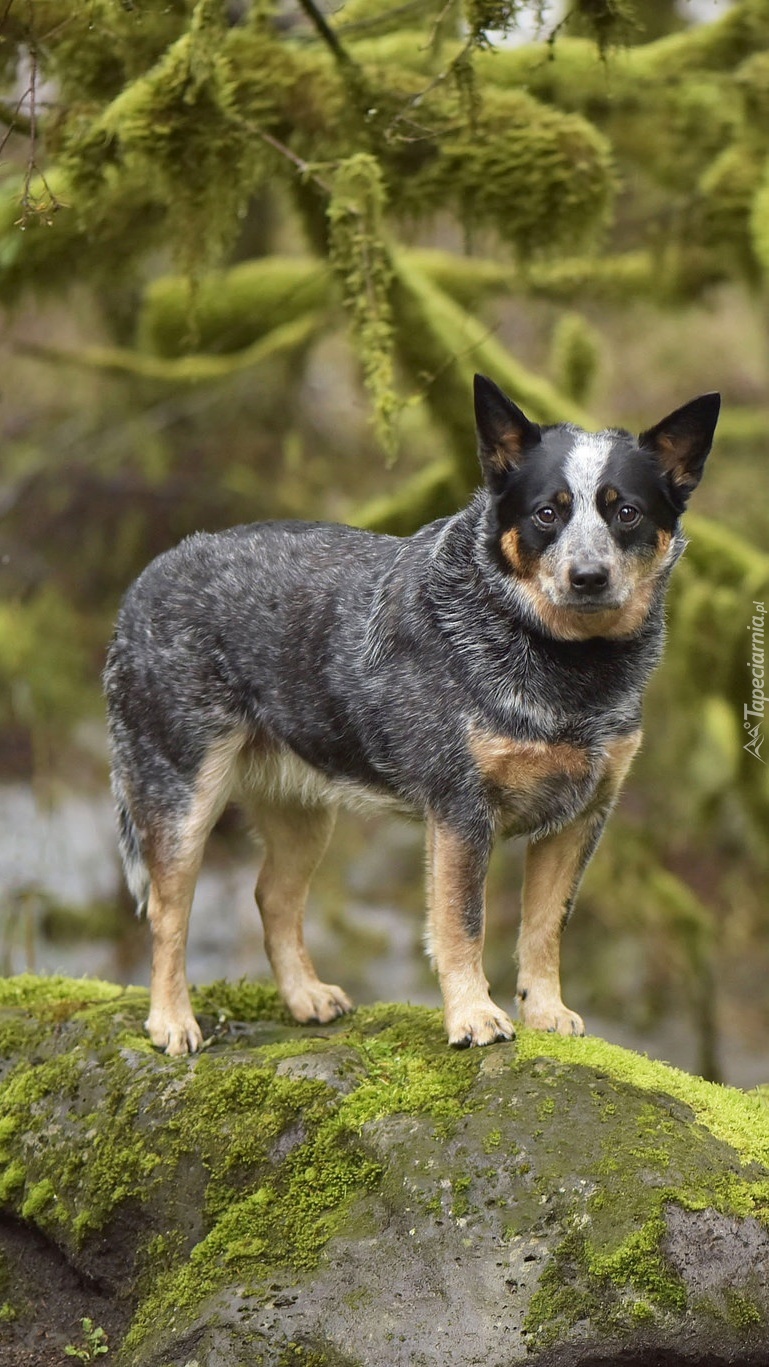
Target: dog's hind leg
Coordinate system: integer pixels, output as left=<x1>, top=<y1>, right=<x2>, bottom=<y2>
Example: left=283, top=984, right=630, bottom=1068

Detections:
left=253, top=803, right=352, bottom=1024
left=426, top=815, right=515, bottom=1048
left=146, top=862, right=205, bottom=1056
left=145, top=731, right=244, bottom=1055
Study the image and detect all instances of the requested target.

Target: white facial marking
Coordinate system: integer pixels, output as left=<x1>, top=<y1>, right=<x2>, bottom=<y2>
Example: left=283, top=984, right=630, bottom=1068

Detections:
left=564, top=433, right=613, bottom=541
left=562, top=434, right=615, bottom=559
left=563, top=432, right=613, bottom=492
left=545, top=432, right=619, bottom=602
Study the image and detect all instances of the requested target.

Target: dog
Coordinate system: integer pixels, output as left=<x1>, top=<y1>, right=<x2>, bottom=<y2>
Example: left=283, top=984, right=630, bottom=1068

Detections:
left=104, top=374, right=719, bottom=1055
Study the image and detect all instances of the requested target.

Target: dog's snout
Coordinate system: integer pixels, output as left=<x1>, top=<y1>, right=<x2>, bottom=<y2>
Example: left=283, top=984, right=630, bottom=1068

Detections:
left=569, top=563, right=609, bottom=594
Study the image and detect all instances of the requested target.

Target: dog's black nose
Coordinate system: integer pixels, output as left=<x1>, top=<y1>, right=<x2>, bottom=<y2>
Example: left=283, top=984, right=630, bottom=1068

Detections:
left=569, top=564, right=609, bottom=594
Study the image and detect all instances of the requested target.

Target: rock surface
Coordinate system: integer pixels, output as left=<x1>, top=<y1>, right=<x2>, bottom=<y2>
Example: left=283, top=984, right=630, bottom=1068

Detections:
left=0, top=975, right=768, bottom=1366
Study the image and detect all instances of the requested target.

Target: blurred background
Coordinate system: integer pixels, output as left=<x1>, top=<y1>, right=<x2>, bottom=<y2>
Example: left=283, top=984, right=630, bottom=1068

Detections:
left=1, top=0, right=768, bottom=1085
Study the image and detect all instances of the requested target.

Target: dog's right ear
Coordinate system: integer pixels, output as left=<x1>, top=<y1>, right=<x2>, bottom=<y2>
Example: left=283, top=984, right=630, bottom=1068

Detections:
left=474, top=374, right=541, bottom=488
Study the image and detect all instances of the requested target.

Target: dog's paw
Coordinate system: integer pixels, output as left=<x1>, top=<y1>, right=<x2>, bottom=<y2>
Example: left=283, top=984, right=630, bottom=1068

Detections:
left=519, top=997, right=585, bottom=1037
left=446, top=1002, right=515, bottom=1049
left=146, top=1009, right=204, bottom=1056
left=287, top=982, right=354, bottom=1025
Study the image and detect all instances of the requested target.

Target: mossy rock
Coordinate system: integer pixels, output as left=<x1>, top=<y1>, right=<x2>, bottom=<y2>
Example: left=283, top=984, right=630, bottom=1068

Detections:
left=1, top=975, right=768, bottom=1365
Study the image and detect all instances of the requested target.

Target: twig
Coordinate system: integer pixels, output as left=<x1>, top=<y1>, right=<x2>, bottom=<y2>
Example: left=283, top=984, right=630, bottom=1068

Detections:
left=0, top=88, right=32, bottom=158
left=294, top=0, right=357, bottom=70
left=423, top=0, right=456, bottom=53
left=384, top=39, right=472, bottom=141
left=415, top=323, right=499, bottom=398
left=0, top=92, right=32, bottom=136
left=335, top=0, right=426, bottom=36
left=257, top=129, right=333, bottom=196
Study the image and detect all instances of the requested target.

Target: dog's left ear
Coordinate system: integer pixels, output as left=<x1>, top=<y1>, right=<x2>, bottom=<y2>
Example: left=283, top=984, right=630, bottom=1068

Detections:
left=474, top=374, right=541, bottom=489
left=639, top=393, right=720, bottom=499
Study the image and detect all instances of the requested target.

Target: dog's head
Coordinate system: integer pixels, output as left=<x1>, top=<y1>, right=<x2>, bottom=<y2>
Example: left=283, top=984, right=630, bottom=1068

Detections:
left=474, top=374, right=720, bottom=641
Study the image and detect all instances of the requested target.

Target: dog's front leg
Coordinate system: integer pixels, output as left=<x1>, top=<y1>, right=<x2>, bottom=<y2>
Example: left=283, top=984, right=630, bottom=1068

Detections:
left=517, top=731, right=641, bottom=1035
left=516, top=811, right=607, bottom=1036
left=427, top=816, right=514, bottom=1048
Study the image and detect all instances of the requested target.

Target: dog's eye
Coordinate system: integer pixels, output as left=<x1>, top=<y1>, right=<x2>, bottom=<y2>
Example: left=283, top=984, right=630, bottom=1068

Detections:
left=533, top=505, right=557, bottom=527
left=617, top=504, right=641, bottom=526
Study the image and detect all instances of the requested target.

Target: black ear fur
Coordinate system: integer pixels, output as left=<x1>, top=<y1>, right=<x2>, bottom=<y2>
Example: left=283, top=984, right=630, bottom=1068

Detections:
left=474, top=374, right=541, bottom=489
left=639, top=393, right=720, bottom=500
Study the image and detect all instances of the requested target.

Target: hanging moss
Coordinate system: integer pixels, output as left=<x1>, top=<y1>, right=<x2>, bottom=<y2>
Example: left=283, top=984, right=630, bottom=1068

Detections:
left=327, top=154, right=399, bottom=454
left=63, top=0, right=257, bottom=275
left=564, top=0, right=640, bottom=53
left=38, top=0, right=189, bottom=106
left=463, top=0, right=527, bottom=45
left=734, top=48, right=769, bottom=135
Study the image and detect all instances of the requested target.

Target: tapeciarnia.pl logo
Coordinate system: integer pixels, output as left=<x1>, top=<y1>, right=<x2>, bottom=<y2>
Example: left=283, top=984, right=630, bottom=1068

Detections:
left=744, top=600, right=766, bottom=763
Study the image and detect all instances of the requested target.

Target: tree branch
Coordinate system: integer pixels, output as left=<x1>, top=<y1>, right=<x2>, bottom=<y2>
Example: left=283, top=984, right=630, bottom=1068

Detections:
left=294, top=0, right=357, bottom=70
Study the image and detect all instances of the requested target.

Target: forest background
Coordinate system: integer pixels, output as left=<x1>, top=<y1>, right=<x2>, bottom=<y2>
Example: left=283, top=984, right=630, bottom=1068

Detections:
left=0, top=0, right=768, bottom=1087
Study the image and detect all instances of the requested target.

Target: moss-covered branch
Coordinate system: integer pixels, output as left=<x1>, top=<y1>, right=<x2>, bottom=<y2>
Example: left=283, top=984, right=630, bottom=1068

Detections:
left=390, top=253, right=595, bottom=492
left=17, top=313, right=325, bottom=384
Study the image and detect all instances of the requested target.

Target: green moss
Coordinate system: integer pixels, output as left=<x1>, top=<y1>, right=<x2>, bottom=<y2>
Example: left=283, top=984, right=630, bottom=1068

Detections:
left=724, top=1289, right=764, bottom=1330
left=549, top=312, right=600, bottom=406
left=0, top=589, right=99, bottom=732
left=0, top=973, right=130, bottom=1009
left=515, top=1029, right=769, bottom=1174
left=66, top=0, right=256, bottom=275
left=191, top=978, right=288, bottom=1023
left=397, top=86, right=615, bottom=259
left=526, top=1217, right=686, bottom=1350
left=0, top=1160, right=25, bottom=1202
left=511, top=1025, right=769, bottom=1347
left=121, top=1002, right=479, bottom=1353
left=337, top=1004, right=478, bottom=1128
left=4, top=979, right=769, bottom=1362
left=697, top=142, right=765, bottom=278
left=20, top=1178, right=57, bottom=1221
left=138, top=259, right=330, bottom=358
left=327, top=154, right=397, bottom=454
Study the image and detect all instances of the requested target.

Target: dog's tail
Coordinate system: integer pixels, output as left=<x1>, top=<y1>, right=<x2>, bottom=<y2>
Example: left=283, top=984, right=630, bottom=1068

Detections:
left=112, top=775, right=150, bottom=916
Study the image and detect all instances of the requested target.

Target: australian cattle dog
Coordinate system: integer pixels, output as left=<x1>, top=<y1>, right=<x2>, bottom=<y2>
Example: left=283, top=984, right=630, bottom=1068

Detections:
left=104, top=375, right=719, bottom=1054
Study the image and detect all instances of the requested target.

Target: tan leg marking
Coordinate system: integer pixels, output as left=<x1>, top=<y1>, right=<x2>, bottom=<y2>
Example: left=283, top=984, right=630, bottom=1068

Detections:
left=517, top=729, right=642, bottom=1035
left=426, top=816, right=514, bottom=1048
left=253, top=803, right=352, bottom=1025
left=146, top=732, right=245, bottom=1056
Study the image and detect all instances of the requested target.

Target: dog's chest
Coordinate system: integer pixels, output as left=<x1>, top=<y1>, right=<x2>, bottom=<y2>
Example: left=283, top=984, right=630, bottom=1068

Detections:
left=467, top=724, right=603, bottom=834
